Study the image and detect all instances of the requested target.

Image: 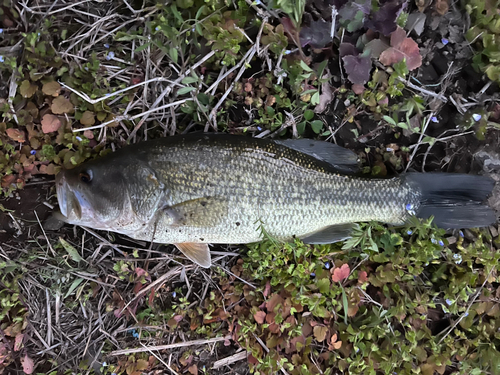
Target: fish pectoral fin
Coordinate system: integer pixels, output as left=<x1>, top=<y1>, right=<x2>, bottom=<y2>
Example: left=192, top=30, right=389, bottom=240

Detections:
left=166, top=197, right=228, bottom=227
left=275, top=139, right=359, bottom=174
left=300, top=223, right=358, bottom=244
left=174, top=243, right=211, bottom=268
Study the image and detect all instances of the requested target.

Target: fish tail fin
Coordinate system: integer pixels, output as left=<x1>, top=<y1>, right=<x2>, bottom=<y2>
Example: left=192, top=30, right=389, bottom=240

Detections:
left=406, top=173, right=497, bottom=229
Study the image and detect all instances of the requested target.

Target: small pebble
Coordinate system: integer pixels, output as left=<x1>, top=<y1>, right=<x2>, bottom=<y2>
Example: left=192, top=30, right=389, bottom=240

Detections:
left=446, top=236, right=457, bottom=245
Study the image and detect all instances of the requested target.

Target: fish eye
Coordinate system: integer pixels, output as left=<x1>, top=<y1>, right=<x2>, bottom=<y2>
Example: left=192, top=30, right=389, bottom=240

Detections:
left=79, top=170, right=93, bottom=183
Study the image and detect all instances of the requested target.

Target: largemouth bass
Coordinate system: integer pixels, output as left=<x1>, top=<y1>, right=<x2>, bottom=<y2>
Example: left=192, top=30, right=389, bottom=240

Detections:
left=55, top=134, right=496, bottom=267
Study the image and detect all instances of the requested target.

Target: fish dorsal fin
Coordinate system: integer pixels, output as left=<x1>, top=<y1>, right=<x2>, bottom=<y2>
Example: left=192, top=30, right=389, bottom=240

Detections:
left=164, top=197, right=228, bottom=228
left=275, top=139, right=359, bottom=174
left=300, top=223, right=358, bottom=244
left=175, top=243, right=211, bottom=268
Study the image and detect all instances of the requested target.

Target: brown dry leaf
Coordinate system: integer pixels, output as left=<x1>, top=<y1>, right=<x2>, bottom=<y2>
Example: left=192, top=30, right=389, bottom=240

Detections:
left=14, top=333, right=24, bottom=351
left=51, top=96, right=74, bottom=114
left=1, top=174, right=16, bottom=188
left=329, top=333, right=342, bottom=350
left=135, top=359, right=149, bottom=371
left=347, top=304, right=359, bottom=317
left=415, top=0, right=431, bottom=12
left=6, top=128, right=26, bottom=143
left=254, top=311, right=266, bottom=324
left=379, top=26, right=422, bottom=71
left=25, top=102, right=39, bottom=118
left=332, top=263, right=350, bottom=283
left=19, top=80, right=37, bottom=98
left=41, top=114, right=62, bottom=133
left=42, top=81, right=61, bottom=97
left=80, top=111, right=96, bottom=126
left=39, top=164, right=56, bottom=175
left=313, top=325, right=328, bottom=342
left=83, top=129, right=94, bottom=139
left=21, top=355, right=34, bottom=374
left=434, top=0, right=449, bottom=15
left=358, top=270, right=368, bottom=283
left=188, top=365, right=198, bottom=375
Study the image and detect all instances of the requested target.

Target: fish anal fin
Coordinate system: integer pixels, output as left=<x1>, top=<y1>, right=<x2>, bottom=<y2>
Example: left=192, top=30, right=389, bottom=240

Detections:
left=174, top=243, right=211, bottom=268
left=276, top=139, right=359, bottom=174
left=300, top=223, right=358, bottom=244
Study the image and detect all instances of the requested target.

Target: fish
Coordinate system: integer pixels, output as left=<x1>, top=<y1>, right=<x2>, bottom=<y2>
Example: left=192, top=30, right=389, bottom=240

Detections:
left=55, top=134, right=497, bottom=268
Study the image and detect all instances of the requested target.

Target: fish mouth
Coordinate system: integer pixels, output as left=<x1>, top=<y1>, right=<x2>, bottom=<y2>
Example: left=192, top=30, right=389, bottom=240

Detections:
left=55, top=172, right=82, bottom=222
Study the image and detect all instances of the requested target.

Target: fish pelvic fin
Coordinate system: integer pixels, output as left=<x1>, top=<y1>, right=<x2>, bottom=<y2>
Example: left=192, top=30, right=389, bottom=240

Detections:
left=406, top=173, right=497, bottom=229
left=300, top=223, right=358, bottom=244
left=175, top=243, right=211, bottom=268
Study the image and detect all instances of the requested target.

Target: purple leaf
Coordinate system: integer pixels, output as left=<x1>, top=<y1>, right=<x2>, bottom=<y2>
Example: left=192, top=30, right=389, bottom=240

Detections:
left=365, top=0, right=406, bottom=36
left=363, top=39, right=390, bottom=58
left=339, top=42, right=359, bottom=57
left=300, top=19, right=333, bottom=48
left=338, top=0, right=372, bottom=33
left=342, top=54, right=371, bottom=84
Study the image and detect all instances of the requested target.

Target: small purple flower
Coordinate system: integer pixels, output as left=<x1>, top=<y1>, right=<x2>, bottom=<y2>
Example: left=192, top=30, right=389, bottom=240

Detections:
left=155, top=26, right=161, bottom=31
left=104, top=43, right=109, bottom=49
left=459, top=230, right=464, bottom=238
left=0, top=56, right=4, bottom=63
left=441, top=38, right=449, bottom=45
left=310, top=272, right=316, bottom=278
left=255, top=0, right=262, bottom=4
left=431, top=116, right=438, bottom=123
left=172, top=291, right=177, bottom=298
left=453, top=253, right=462, bottom=264
left=76, top=136, right=82, bottom=141
left=324, top=262, right=331, bottom=270
left=407, top=230, right=413, bottom=235
left=464, top=311, right=469, bottom=317
left=284, top=50, right=292, bottom=55
left=405, top=203, right=413, bottom=211
left=472, top=113, right=482, bottom=121
left=438, top=240, right=444, bottom=246
left=431, top=238, right=437, bottom=244
left=102, top=362, right=107, bottom=366
left=445, top=299, right=453, bottom=306
left=30, top=150, right=36, bottom=155
left=0, top=29, right=3, bottom=34
left=106, top=51, right=115, bottom=61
